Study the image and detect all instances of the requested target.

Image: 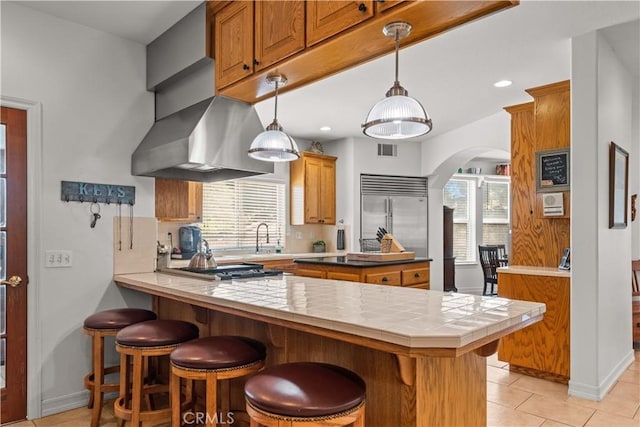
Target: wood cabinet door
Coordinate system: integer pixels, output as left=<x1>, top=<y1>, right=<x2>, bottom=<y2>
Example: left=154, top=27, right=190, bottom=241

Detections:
left=306, top=0, right=374, bottom=47
left=304, top=156, right=323, bottom=223
left=255, top=0, right=305, bottom=71
left=319, top=158, right=336, bottom=224
left=215, top=1, right=254, bottom=89
left=155, top=179, right=203, bottom=222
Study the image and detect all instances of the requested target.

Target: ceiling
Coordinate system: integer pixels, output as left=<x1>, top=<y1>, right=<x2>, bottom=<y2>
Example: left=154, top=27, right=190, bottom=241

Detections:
left=19, top=0, right=640, bottom=144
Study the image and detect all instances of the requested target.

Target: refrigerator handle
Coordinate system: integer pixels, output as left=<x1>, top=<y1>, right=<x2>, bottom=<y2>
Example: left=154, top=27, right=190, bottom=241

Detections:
left=388, top=198, right=393, bottom=233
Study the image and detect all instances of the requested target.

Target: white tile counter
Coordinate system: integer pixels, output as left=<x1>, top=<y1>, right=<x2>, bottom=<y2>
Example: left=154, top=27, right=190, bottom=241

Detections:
left=114, top=272, right=545, bottom=426
left=114, top=272, right=545, bottom=350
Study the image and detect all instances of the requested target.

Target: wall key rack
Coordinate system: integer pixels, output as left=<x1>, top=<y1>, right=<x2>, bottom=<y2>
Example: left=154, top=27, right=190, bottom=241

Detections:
left=61, top=180, right=135, bottom=205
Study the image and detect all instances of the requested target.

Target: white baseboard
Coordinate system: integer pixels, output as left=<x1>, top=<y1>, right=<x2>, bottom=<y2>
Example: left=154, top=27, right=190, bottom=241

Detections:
left=568, top=349, right=636, bottom=400
left=42, top=390, right=89, bottom=417
left=41, top=390, right=118, bottom=417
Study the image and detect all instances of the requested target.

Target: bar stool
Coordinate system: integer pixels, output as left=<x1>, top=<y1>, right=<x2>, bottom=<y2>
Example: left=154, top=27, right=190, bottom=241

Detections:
left=170, top=336, right=267, bottom=427
left=83, top=308, right=156, bottom=427
left=244, top=362, right=366, bottom=426
left=114, top=319, right=199, bottom=426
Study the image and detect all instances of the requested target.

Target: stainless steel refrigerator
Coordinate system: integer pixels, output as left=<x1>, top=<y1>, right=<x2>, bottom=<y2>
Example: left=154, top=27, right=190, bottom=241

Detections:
left=360, top=174, right=428, bottom=257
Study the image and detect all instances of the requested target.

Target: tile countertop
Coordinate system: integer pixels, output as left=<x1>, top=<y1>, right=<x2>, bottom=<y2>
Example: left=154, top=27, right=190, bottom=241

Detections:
left=497, top=265, right=571, bottom=278
left=114, top=272, right=545, bottom=350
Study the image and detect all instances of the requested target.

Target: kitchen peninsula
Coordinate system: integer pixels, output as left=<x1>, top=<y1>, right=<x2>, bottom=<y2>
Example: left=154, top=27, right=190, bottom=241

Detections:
left=114, top=272, right=545, bottom=426
left=295, top=256, right=432, bottom=289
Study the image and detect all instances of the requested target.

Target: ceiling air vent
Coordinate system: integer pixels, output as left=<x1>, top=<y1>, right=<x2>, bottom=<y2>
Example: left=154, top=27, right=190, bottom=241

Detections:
left=377, top=143, right=397, bottom=157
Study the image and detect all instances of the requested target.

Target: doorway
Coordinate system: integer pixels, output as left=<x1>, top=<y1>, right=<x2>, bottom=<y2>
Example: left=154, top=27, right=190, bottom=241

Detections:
left=0, top=106, right=28, bottom=423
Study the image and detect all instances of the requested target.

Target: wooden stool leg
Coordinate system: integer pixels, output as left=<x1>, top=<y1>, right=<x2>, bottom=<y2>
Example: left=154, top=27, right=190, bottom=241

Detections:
left=117, top=352, right=128, bottom=427
left=90, top=332, right=105, bottom=427
left=353, top=406, right=365, bottom=427
left=171, top=367, right=182, bottom=427
left=205, top=372, right=217, bottom=427
left=131, top=352, right=144, bottom=427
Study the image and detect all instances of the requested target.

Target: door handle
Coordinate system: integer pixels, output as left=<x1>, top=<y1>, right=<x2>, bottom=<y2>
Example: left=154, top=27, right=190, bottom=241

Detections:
left=1, top=275, right=22, bottom=287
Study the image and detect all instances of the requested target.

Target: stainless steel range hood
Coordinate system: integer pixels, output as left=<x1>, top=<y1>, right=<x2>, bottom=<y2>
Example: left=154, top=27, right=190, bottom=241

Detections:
left=132, top=96, right=272, bottom=182
left=131, top=3, right=273, bottom=182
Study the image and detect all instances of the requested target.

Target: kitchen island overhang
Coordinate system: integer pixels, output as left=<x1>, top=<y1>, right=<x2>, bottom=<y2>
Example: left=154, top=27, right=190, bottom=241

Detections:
left=114, top=273, right=545, bottom=426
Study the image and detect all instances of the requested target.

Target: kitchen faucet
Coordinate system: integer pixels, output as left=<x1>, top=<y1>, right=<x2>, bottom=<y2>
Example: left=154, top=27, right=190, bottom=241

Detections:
left=256, top=222, right=269, bottom=253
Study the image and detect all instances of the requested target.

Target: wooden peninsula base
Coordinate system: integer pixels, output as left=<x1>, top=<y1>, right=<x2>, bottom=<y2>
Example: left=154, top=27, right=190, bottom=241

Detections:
left=115, top=273, right=544, bottom=427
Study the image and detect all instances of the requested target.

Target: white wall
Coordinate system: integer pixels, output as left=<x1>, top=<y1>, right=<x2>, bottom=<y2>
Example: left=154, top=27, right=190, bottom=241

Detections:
left=570, top=29, right=635, bottom=400
left=1, top=3, right=155, bottom=417
left=421, top=112, right=510, bottom=291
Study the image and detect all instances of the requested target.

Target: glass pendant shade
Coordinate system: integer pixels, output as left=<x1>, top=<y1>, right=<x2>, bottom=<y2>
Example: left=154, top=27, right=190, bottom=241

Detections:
left=248, top=127, right=300, bottom=162
left=248, top=74, right=300, bottom=162
left=363, top=94, right=432, bottom=139
left=362, top=21, right=432, bottom=140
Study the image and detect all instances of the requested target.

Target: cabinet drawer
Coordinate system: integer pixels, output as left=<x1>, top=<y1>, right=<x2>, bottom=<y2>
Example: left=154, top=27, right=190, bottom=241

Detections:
left=327, top=272, right=361, bottom=282
left=297, top=269, right=326, bottom=279
left=406, top=282, right=430, bottom=290
left=402, top=268, right=429, bottom=286
left=366, top=271, right=401, bottom=286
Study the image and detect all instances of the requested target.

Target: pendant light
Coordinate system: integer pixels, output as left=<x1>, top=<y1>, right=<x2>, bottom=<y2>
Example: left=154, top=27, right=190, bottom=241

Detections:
left=248, top=75, right=300, bottom=162
left=362, top=22, right=432, bottom=140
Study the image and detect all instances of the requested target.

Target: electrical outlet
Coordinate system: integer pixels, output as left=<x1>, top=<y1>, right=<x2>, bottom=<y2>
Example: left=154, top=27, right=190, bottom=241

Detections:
left=295, top=231, right=302, bottom=239
left=45, top=250, right=73, bottom=268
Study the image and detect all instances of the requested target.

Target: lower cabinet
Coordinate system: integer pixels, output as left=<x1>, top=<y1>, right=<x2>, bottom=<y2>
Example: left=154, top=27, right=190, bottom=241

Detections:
left=497, top=271, right=570, bottom=383
left=296, top=261, right=430, bottom=289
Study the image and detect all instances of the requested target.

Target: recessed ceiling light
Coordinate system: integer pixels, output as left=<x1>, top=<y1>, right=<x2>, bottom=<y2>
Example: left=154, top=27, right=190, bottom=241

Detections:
left=320, top=126, right=332, bottom=132
left=493, top=80, right=512, bottom=88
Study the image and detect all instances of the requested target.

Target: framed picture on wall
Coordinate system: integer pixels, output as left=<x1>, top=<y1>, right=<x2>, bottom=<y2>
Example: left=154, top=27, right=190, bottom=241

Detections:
left=609, top=141, right=629, bottom=229
left=536, top=148, right=570, bottom=192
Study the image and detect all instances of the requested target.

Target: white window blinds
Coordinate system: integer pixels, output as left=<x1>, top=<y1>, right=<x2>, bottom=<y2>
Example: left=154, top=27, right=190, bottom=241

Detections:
left=443, top=179, right=476, bottom=263
left=200, top=180, right=286, bottom=251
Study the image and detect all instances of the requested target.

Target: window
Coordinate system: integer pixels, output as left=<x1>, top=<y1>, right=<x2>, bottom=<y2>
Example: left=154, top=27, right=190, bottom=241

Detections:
left=482, top=179, right=510, bottom=245
left=443, top=175, right=511, bottom=264
left=443, top=178, right=476, bottom=263
left=200, top=179, right=286, bottom=251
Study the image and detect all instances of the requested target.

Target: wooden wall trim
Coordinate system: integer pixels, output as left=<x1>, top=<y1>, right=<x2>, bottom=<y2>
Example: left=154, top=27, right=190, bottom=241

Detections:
left=525, top=80, right=570, bottom=98
left=504, top=101, right=534, bottom=114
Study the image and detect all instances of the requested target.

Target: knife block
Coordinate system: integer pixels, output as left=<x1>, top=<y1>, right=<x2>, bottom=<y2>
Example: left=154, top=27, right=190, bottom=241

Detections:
left=381, top=234, right=405, bottom=253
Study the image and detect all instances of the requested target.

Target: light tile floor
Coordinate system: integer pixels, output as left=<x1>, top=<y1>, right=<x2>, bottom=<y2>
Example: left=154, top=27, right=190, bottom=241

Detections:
left=3, top=351, right=639, bottom=427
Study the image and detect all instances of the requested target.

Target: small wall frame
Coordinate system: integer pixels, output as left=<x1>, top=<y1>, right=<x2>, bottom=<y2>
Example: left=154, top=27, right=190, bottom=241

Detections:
left=536, top=148, right=570, bottom=193
left=609, top=141, right=629, bottom=229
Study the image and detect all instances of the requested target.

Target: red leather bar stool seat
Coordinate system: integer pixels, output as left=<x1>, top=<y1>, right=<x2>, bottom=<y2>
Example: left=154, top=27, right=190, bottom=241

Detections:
left=244, top=362, right=366, bottom=426
left=170, top=336, right=266, bottom=427
left=83, top=308, right=156, bottom=427
left=114, top=319, right=199, bottom=427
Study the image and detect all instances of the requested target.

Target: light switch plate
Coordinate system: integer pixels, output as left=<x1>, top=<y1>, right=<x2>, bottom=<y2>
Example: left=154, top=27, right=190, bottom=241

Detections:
left=45, top=250, right=73, bottom=268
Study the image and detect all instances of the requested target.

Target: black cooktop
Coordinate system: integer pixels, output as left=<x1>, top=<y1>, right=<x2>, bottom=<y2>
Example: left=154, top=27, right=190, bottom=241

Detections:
left=178, top=263, right=282, bottom=281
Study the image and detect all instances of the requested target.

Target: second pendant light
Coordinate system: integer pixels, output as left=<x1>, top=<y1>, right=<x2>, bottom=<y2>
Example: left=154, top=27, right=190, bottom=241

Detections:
left=362, top=21, right=432, bottom=140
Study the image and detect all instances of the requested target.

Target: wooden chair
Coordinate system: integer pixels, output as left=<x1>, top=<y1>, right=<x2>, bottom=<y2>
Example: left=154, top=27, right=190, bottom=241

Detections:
left=496, top=244, right=509, bottom=266
left=478, top=245, right=500, bottom=296
left=632, top=259, right=640, bottom=295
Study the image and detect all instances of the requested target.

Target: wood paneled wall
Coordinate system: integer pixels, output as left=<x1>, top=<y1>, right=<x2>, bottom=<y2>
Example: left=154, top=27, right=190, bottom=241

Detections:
left=505, top=81, right=571, bottom=267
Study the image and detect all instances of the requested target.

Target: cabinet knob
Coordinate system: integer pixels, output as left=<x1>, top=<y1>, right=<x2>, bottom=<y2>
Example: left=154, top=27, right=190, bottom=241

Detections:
left=414, top=273, right=420, bottom=278
left=253, top=59, right=260, bottom=66
left=242, top=64, right=250, bottom=71
left=358, top=3, right=367, bottom=12
left=381, top=277, right=388, bottom=282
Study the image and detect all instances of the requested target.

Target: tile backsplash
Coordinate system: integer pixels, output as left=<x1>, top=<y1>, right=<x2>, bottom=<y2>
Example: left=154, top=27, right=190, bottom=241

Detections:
left=157, top=221, right=350, bottom=255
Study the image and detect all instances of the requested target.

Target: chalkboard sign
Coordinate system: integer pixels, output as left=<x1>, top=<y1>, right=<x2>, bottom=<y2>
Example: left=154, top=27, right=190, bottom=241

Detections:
left=536, top=148, right=570, bottom=192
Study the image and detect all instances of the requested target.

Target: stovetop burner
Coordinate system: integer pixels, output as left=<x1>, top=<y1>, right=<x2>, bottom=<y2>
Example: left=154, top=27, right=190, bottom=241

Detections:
left=176, top=263, right=282, bottom=281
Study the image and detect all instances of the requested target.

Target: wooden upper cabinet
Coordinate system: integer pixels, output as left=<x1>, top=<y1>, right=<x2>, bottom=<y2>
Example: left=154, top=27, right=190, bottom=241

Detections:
left=212, top=0, right=516, bottom=103
left=255, top=1, right=305, bottom=71
left=215, top=1, right=306, bottom=89
left=155, top=178, right=203, bottom=222
left=214, top=1, right=254, bottom=89
left=306, top=1, right=374, bottom=47
left=290, top=152, right=336, bottom=225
